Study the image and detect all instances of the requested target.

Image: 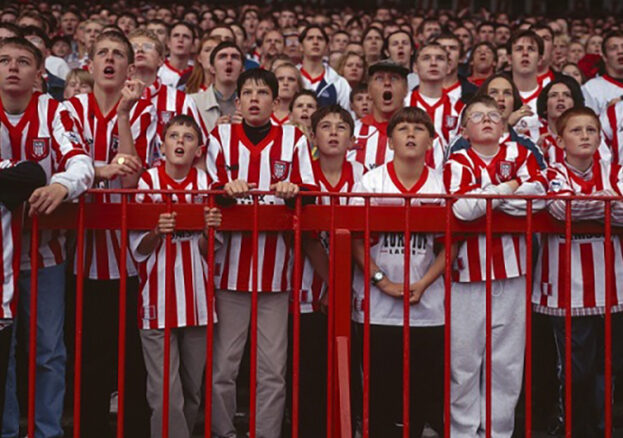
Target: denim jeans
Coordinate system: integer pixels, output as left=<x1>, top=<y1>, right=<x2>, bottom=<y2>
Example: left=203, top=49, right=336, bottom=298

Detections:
left=2, top=263, right=67, bottom=438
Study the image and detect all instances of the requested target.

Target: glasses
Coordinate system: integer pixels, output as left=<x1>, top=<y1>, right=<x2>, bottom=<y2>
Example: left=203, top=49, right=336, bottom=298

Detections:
left=466, top=110, right=502, bottom=124
left=131, top=42, right=156, bottom=52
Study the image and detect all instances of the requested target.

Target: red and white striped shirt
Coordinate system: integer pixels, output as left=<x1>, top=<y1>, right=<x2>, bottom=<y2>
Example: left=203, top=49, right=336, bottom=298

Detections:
left=537, top=69, right=555, bottom=88
left=601, top=100, right=623, bottom=164
left=583, top=74, right=623, bottom=116
left=143, top=79, right=208, bottom=148
left=206, top=123, right=317, bottom=292
left=0, top=160, right=22, bottom=320
left=298, top=159, right=364, bottom=313
left=443, top=142, right=547, bottom=282
left=130, top=166, right=214, bottom=329
left=515, top=84, right=545, bottom=142
left=0, top=92, right=93, bottom=271
left=65, top=92, right=158, bottom=280
left=533, top=159, right=623, bottom=315
left=270, top=113, right=290, bottom=126
left=348, top=117, right=447, bottom=172
left=157, top=60, right=193, bottom=89
left=406, top=89, right=459, bottom=145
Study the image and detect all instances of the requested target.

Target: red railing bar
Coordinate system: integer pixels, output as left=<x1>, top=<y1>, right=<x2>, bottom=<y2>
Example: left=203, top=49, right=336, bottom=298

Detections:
left=162, top=194, right=173, bottom=438
left=116, top=195, right=128, bottom=438
left=249, top=194, right=259, bottom=438
left=402, top=202, right=411, bottom=438
left=27, top=215, right=39, bottom=438
left=327, top=197, right=335, bottom=438
left=604, top=200, right=613, bottom=438
left=525, top=200, right=533, bottom=438
left=444, top=202, right=452, bottom=438
left=291, top=197, right=302, bottom=438
left=485, top=199, right=492, bottom=438
left=362, top=198, right=371, bottom=438
left=564, top=200, right=572, bottom=438
left=204, top=196, right=216, bottom=437
left=336, top=336, right=352, bottom=438
left=72, top=198, right=85, bottom=438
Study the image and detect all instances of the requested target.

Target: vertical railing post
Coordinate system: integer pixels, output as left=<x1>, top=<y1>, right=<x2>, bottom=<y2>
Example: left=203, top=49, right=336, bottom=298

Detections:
left=27, top=215, right=40, bottom=438
left=116, top=194, right=128, bottom=438
left=73, top=198, right=86, bottom=438
left=333, top=229, right=352, bottom=438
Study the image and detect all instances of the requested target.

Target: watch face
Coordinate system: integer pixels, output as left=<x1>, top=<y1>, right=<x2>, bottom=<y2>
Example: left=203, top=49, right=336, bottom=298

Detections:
left=373, top=271, right=384, bottom=282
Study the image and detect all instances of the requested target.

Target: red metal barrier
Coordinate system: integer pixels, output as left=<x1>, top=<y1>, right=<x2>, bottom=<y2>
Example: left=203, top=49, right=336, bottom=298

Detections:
left=21, top=189, right=623, bottom=438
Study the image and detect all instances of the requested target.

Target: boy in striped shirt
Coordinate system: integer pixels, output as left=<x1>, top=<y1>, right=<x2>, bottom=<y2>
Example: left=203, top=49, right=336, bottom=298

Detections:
left=206, top=68, right=317, bottom=438
left=533, top=107, right=623, bottom=436
left=444, top=95, right=547, bottom=437
left=130, top=115, right=221, bottom=438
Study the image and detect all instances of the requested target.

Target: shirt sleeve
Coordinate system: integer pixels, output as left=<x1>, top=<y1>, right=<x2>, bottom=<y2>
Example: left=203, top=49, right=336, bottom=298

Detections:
left=131, top=101, right=158, bottom=167
left=48, top=104, right=94, bottom=200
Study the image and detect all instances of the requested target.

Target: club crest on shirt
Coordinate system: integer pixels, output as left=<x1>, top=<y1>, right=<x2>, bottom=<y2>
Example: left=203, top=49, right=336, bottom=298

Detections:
left=497, top=160, right=515, bottom=182
left=549, top=179, right=563, bottom=192
left=27, top=138, right=50, bottom=161
left=444, top=115, right=458, bottom=129
left=272, top=160, right=290, bottom=181
left=110, top=135, right=119, bottom=155
left=160, top=110, right=173, bottom=125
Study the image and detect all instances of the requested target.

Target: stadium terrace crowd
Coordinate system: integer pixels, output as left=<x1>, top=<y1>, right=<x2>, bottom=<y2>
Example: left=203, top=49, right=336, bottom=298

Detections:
left=1, top=1, right=623, bottom=437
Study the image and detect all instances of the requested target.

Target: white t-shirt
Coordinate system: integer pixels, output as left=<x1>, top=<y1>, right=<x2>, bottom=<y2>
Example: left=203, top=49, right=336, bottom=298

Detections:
left=349, top=162, right=446, bottom=326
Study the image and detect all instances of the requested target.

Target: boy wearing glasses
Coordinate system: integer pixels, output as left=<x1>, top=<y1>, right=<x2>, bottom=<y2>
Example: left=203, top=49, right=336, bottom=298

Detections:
left=443, top=95, right=547, bottom=437
left=129, top=29, right=206, bottom=150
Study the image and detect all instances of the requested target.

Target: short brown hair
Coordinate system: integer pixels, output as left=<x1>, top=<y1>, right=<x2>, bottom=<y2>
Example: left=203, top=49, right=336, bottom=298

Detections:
left=0, top=37, right=43, bottom=69
left=311, top=104, right=355, bottom=136
left=415, top=42, right=447, bottom=62
left=162, top=114, right=203, bottom=145
left=387, top=107, right=435, bottom=138
left=89, top=31, right=134, bottom=64
left=128, top=28, right=164, bottom=58
left=555, top=106, right=600, bottom=136
left=461, top=95, right=499, bottom=127
left=65, top=68, right=93, bottom=88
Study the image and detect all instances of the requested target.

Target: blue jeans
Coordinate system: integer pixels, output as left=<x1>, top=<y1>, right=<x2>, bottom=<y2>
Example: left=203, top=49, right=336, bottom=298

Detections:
left=2, top=263, right=67, bottom=438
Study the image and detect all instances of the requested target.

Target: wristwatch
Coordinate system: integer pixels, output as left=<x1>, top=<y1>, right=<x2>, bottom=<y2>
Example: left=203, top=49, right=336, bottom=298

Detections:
left=371, top=270, right=385, bottom=285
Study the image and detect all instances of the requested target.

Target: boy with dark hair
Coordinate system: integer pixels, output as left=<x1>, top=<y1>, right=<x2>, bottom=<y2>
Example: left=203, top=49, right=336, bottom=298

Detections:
left=350, top=106, right=451, bottom=437
left=130, top=114, right=221, bottom=438
left=64, top=29, right=156, bottom=437
left=444, top=95, right=547, bottom=437
left=292, top=104, right=363, bottom=438
left=0, top=37, right=94, bottom=438
left=207, top=67, right=317, bottom=438
left=350, top=82, right=371, bottom=120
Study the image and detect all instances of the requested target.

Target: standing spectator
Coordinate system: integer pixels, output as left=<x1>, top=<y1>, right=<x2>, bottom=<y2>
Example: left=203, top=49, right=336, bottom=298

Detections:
left=0, top=37, right=94, bottom=438
left=436, top=33, right=478, bottom=111
left=495, top=23, right=512, bottom=46
left=467, top=42, right=497, bottom=87
left=337, top=51, right=366, bottom=89
left=191, top=41, right=244, bottom=133
left=146, top=19, right=169, bottom=49
left=259, top=29, right=284, bottom=69
left=330, top=30, right=349, bottom=53
left=384, top=30, right=419, bottom=90
left=63, top=30, right=156, bottom=438
left=532, top=23, right=556, bottom=86
left=552, top=33, right=570, bottom=72
left=157, top=21, right=195, bottom=89
left=299, top=25, right=351, bottom=110
left=362, top=26, right=384, bottom=66
left=567, top=40, right=585, bottom=64
left=207, top=68, right=317, bottom=438
left=271, top=62, right=303, bottom=126
left=582, top=31, right=623, bottom=116
left=116, top=12, right=137, bottom=36
left=477, top=21, right=496, bottom=43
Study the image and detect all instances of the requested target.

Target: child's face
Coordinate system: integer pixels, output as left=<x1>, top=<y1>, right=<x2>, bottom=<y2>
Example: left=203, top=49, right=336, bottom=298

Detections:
left=462, top=102, right=504, bottom=144
left=290, top=95, right=317, bottom=129
left=236, top=79, right=276, bottom=126
left=559, top=115, right=600, bottom=161
left=312, top=113, right=353, bottom=157
left=52, top=40, right=71, bottom=58
left=160, top=123, right=202, bottom=167
left=388, top=121, right=432, bottom=160
left=351, top=91, right=371, bottom=119
left=64, top=78, right=93, bottom=100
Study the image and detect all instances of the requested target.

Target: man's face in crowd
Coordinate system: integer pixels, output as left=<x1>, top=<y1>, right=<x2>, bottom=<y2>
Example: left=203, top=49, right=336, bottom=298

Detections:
left=90, top=38, right=132, bottom=90
left=61, top=11, right=79, bottom=36
left=534, top=28, right=553, bottom=67
left=511, top=36, right=540, bottom=77
left=478, top=25, right=495, bottom=43
left=437, top=37, right=461, bottom=77
left=168, top=24, right=193, bottom=58
left=368, top=70, right=407, bottom=115
left=330, top=32, right=349, bottom=52
left=279, top=11, right=296, bottom=29
left=261, top=30, right=284, bottom=59
left=84, top=21, right=104, bottom=50
left=495, top=26, right=511, bottom=45
left=147, top=22, right=168, bottom=47
left=210, top=47, right=243, bottom=86
left=302, top=28, right=327, bottom=59
left=415, top=45, right=448, bottom=82
left=130, top=36, right=161, bottom=72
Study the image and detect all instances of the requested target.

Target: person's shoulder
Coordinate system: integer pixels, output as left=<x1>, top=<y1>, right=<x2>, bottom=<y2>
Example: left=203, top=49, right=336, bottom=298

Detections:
left=583, top=74, right=609, bottom=90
